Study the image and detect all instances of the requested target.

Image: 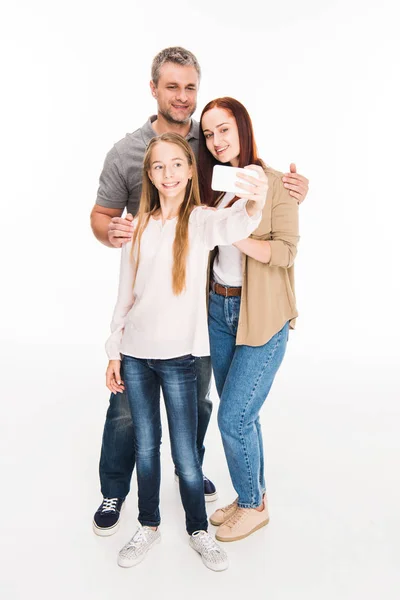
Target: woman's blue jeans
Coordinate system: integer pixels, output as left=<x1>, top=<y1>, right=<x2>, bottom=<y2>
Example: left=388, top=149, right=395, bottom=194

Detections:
left=208, top=290, right=289, bottom=508
left=121, top=354, right=208, bottom=535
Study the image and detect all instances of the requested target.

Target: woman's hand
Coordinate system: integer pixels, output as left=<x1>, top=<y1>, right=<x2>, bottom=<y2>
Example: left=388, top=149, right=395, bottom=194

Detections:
left=235, top=165, right=268, bottom=213
left=106, top=360, right=125, bottom=395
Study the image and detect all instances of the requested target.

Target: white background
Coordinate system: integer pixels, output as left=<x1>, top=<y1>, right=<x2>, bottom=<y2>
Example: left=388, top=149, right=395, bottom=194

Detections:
left=1, top=1, right=399, bottom=598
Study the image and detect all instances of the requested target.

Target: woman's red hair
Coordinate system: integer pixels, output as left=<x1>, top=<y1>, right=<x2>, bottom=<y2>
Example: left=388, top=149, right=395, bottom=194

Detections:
left=198, top=97, right=263, bottom=207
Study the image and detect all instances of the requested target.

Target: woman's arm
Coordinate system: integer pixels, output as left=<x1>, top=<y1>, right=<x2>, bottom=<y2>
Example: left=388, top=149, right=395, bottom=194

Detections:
left=105, top=242, right=135, bottom=360
left=234, top=178, right=299, bottom=268
left=233, top=238, right=271, bottom=264
left=268, top=182, right=299, bottom=268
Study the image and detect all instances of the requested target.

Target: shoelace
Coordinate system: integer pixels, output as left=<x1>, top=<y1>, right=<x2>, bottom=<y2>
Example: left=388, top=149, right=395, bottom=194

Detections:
left=101, top=498, right=118, bottom=513
left=221, top=499, right=238, bottom=514
left=225, top=507, right=248, bottom=528
left=196, top=532, right=222, bottom=553
left=126, top=527, right=147, bottom=548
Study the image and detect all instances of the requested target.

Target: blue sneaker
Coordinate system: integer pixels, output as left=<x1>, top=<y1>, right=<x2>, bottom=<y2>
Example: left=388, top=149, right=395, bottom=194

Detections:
left=203, top=476, right=218, bottom=502
left=93, top=498, right=125, bottom=536
left=174, top=473, right=218, bottom=502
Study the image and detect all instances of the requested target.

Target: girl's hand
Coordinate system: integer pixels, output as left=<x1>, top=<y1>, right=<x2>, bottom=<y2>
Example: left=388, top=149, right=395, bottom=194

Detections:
left=235, top=165, right=268, bottom=211
left=106, top=360, right=125, bottom=394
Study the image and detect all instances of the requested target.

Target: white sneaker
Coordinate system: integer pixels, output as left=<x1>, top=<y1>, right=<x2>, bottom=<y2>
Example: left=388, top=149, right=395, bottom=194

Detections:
left=189, top=530, right=229, bottom=572
left=118, top=526, right=161, bottom=568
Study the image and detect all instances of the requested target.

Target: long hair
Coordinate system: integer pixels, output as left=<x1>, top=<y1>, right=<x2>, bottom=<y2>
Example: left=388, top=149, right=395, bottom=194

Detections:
left=198, top=97, right=264, bottom=207
left=130, top=133, right=201, bottom=295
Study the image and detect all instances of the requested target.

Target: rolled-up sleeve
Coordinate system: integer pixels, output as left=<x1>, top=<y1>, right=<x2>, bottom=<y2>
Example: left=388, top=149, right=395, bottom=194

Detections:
left=105, top=242, right=135, bottom=359
left=268, top=180, right=299, bottom=268
left=96, top=146, right=129, bottom=210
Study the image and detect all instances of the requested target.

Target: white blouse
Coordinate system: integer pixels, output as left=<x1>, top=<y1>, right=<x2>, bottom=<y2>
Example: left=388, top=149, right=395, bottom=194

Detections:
left=105, top=199, right=261, bottom=360
left=212, top=193, right=244, bottom=287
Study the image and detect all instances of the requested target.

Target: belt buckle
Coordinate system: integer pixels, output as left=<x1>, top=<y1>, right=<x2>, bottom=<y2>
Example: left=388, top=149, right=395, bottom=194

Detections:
left=224, top=285, right=229, bottom=298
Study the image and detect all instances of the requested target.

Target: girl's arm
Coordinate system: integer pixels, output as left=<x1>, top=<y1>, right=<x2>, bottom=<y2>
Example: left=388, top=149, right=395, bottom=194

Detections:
left=105, top=241, right=135, bottom=360
left=193, top=198, right=262, bottom=250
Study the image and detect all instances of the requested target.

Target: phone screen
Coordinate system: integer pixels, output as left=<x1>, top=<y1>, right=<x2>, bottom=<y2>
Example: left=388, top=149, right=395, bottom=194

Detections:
left=211, top=165, right=259, bottom=193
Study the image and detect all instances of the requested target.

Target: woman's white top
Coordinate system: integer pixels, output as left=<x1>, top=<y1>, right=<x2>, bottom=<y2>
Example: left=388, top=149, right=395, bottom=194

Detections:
left=212, top=193, right=244, bottom=287
left=105, top=199, right=261, bottom=360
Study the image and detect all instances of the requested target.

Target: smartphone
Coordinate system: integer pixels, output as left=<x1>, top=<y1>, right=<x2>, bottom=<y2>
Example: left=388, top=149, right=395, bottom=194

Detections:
left=211, top=165, right=260, bottom=194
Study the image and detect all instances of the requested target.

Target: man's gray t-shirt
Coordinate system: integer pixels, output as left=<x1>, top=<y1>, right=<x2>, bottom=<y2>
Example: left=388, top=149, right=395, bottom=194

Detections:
left=96, top=115, right=200, bottom=217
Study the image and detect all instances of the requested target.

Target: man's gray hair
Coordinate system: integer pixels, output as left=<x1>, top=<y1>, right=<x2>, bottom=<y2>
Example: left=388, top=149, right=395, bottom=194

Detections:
left=151, top=47, right=201, bottom=85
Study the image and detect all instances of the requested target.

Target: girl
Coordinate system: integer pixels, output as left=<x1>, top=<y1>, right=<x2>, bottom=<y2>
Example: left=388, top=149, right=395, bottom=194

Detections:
left=105, top=132, right=266, bottom=570
left=198, top=98, right=300, bottom=542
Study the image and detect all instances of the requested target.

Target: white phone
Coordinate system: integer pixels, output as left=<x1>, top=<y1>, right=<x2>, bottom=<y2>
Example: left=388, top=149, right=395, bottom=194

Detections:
left=211, top=165, right=260, bottom=194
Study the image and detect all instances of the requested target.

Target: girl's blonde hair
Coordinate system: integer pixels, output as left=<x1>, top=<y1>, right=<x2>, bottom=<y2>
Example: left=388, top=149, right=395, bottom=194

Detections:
left=131, top=133, right=201, bottom=295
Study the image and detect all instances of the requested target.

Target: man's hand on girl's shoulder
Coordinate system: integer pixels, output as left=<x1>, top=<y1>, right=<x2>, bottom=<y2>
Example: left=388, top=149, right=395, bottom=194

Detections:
left=108, top=213, right=135, bottom=248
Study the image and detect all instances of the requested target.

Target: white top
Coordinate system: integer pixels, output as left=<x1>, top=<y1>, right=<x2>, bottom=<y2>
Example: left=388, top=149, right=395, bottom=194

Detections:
left=212, top=193, right=244, bottom=287
left=105, top=199, right=261, bottom=360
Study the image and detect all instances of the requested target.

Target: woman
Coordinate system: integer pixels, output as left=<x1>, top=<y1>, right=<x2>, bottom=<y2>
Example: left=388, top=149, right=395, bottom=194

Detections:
left=198, top=98, right=299, bottom=542
left=105, top=132, right=266, bottom=570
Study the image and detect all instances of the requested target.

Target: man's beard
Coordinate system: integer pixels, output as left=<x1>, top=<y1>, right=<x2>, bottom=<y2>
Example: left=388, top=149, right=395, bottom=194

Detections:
left=160, top=105, right=196, bottom=125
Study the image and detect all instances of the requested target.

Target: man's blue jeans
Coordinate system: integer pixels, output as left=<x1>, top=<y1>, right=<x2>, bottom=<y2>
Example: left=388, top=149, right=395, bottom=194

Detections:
left=121, top=354, right=208, bottom=535
left=208, top=290, right=289, bottom=508
left=99, top=356, right=212, bottom=500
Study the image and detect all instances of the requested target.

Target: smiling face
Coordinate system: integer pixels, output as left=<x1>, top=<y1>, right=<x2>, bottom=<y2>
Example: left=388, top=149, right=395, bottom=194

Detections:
left=148, top=141, right=193, bottom=201
left=150, top=63, right=199, bottom=125
left=201, top=107, right=241, bottom=167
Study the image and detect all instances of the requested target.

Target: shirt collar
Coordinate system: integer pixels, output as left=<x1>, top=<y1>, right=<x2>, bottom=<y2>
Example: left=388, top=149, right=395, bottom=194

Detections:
left=141, top=115, right=199, bottom=146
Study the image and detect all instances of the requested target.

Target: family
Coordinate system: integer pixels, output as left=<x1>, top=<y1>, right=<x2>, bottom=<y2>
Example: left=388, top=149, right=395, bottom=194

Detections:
left=90, top=47, right=308, bottom=572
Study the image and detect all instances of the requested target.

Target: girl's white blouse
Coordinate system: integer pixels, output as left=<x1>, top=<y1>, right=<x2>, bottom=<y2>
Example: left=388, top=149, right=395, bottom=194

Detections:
left=105, top=199, right=261, bottom=360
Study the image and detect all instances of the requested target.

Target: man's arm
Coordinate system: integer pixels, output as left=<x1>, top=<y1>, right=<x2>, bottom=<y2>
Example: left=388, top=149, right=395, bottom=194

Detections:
left=92, top=145, right=135, bottom=247
left=282, top=163, right=309, bottom=204
left=90, top=204, right=134, bottom=248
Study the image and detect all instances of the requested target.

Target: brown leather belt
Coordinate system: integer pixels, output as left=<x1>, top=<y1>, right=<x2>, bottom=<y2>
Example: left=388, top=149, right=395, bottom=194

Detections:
left=210, top=280, right=242, bottom=297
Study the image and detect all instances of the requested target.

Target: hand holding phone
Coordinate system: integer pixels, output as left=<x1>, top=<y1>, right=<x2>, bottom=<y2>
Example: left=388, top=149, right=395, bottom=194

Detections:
left=211, top=165, right=260, bottom=194
left=212, top=164, right=268, bottom=213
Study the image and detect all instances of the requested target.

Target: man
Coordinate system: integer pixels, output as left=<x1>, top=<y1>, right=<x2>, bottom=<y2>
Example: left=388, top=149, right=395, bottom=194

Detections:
left=90, top=47, right=309, bottom=536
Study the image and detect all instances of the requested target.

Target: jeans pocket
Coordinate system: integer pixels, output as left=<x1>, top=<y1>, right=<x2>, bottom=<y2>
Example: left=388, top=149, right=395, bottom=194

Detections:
left=172, top=355, right=197, bottom=381
left=229, top=297, right=241, bottom=334
left=166, top=354, right=196, bottom=368
left=174, top=354, right=194, bottom=361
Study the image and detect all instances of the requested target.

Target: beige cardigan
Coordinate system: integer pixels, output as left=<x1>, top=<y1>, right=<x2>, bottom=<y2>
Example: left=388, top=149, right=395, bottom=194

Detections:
left=209, top=165, right=300, bottom=347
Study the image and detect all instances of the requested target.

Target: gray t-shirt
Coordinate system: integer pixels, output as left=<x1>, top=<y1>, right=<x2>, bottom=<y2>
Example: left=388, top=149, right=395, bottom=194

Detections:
left=96, top=115, right=200, bottom=217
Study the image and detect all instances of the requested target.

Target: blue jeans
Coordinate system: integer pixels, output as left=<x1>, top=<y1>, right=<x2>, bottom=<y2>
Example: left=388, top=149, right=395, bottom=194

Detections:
left=121, top=354, right=208, bottom=535
left=208, top=290, right=289, bottom=508
left=99, top=356, right=212, bottom=499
